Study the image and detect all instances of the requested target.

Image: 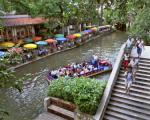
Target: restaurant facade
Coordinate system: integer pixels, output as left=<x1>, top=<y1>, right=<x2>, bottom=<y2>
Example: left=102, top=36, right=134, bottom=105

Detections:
left=0, top=15, right=46, bottom=43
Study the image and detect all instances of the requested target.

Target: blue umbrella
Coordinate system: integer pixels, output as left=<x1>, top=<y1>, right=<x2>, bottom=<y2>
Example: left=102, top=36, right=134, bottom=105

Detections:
left=56, top=37, right=67, bottom=41
left=36, top=41, right=48, bottom=46
left=83, top=30, right=92, bottom=33
left=0, top=51, right=6, bottom=57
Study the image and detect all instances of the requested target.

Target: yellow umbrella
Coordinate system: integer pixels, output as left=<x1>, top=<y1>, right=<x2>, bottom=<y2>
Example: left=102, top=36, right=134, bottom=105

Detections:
left=91, top=27, right=97, bottom=30
left=23, top=44, right=37, bottom=49
left=0, top=42, right=15, bottom=48
left=73, top=33, right=81, bottom=38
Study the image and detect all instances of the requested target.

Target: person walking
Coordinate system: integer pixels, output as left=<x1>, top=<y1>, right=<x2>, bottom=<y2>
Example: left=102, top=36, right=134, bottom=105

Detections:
left=124, top=69, right=133, bottom=94
left=123, top=53, right=130, bottom=70
left=136, top=39, right=144, bottom=58
left=128, top=58, right=139, bottom=82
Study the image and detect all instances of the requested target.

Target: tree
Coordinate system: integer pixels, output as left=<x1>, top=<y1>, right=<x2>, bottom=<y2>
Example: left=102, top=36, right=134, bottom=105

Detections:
left=0, top=58, right=23, bottom=120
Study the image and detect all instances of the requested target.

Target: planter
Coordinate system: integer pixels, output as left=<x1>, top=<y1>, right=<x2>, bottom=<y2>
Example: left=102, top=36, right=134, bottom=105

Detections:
left=44, top=97, right=95, bottom=120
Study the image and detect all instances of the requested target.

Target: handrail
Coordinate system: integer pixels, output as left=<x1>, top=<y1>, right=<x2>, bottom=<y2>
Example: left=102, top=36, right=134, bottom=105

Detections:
left=93, top=43, right=126, bottom=120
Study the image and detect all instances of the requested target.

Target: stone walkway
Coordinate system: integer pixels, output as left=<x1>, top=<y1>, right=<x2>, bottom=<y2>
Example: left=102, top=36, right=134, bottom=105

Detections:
left=34, top=112, right=66, bottom=120
left=131, top=46, right=150, bottom=58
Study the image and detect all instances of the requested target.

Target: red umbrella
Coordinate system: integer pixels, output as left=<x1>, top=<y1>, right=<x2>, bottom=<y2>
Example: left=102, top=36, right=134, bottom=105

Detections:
left=45, top=39, right=57, bottom=43
left=32, top=36, right=42, bottom=41
left=66, top=35, right=76, bottom=39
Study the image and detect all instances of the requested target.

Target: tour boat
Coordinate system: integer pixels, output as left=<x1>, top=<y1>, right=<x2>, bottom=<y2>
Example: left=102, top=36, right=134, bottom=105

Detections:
left=46, top=59, right=112, bottom=82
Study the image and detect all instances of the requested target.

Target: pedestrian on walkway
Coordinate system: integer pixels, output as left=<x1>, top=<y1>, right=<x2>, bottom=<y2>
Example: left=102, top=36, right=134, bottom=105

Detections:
left=136, top=39, right=144, bottom=58
left=123, top=53, right=130, bottom=70
left=124, top=69, right=133, bottom=94
left=128, top=58, right=139, bottom=82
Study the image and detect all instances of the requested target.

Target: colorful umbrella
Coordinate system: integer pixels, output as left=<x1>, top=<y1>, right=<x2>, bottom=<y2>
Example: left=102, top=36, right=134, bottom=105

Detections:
left=83, top=30, right=92, bottom=33
left=8, top=47, right=22, bottom=53
left=56, top=37, right=67, bottom=41
left=91, top=27, right=98, bottom=31
left=23, top=44, right=37, bottom=49
left=0, top=42, right=15, bottom=48
left=32, top=36, right=42, bottom=41
left=36, top=41, right=48, bottom=46
left=66, top=35, right=76, bottom=39
left=73, top=33, right=81, bottom=38
left=24, top=38, right=33, bottom=43
left=85, top=26, right=92, bottom=28
left=80, top=31, right=88, bottom=35
left=0, top=51, right=6, bottom=57
left=45, top=39, right=57, bottom=44
left=55, top=34, right=64, bottom=38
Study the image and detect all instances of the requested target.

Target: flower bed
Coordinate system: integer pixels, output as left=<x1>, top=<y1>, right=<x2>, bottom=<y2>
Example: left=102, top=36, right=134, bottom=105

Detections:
left=47, top=77, right=107, bottom=115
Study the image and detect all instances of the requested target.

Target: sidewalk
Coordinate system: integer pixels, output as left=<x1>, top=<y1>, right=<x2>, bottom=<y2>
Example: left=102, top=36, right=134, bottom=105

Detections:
left=130, top=46, right=150, bottom=58
left=34, top=112, right=66, bottom=120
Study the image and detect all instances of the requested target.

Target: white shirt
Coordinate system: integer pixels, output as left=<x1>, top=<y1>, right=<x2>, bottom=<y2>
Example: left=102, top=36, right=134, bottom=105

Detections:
left=126, top=39, right=132, bottom=48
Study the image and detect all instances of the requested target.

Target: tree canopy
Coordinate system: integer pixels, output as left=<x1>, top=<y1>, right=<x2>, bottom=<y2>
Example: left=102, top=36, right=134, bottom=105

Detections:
left=0, top=0, right=150, bottom=42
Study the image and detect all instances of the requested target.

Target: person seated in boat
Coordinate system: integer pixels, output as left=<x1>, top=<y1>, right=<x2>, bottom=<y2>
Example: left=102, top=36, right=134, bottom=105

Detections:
left=73, top=72, right=78, bottom=77
left=80, top=70, right=85, bottom=75
left=51, top=70, right=58, bottom=79
left=83, top=67, right=89, bottom=73
left=46, top=72, right=54, bottom=82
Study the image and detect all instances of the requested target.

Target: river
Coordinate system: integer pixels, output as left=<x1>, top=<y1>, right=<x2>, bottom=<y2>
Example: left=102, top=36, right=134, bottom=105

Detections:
left=0, top=31, right=127, bottom=120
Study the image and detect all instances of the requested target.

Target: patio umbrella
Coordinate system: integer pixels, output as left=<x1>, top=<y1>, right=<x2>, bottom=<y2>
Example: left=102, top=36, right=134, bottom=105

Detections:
left=91, top=27, right=98, bottom=31
left=35, top=41, right=48, bottom=46
left=45, top=39, right=57, bottom=44
left=73, top=33, right=81, bottom=38
left=83, top=30, right=92, bottom=33
left=55, top=34, right=64, bottom=38
left=66, top=35, right=76, bottom=39
left=56, top=37, right=67, bottom=41
left=80, top=31, right=88, bottom=35
left=0, top=51, right=6, bottom=57
left=32, top=36, right=42, bottom=41
left=23, top=44, right=37, bottom=49
left=0, top=42, right=15, bottom=48
left=24, top=38, right=33, bottom=43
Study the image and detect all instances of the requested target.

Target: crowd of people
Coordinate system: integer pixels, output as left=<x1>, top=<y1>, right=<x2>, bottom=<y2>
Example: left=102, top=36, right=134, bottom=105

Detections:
left=123, top=36, right=144, bottom=94
left=46, top=55, right=112, bottom=82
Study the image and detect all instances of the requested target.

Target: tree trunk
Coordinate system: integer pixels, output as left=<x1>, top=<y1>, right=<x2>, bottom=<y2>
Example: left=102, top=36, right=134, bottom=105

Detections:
left=98, top=3, right=104, bottom=26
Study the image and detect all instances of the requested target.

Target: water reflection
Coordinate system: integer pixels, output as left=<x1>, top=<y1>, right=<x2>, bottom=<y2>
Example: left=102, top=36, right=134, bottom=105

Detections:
left=0, top=31, right=127, bottom=120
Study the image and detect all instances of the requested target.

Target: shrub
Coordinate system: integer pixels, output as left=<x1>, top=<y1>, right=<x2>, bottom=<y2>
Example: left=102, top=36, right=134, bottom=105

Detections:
left=47, top=77, right=107, bottom=115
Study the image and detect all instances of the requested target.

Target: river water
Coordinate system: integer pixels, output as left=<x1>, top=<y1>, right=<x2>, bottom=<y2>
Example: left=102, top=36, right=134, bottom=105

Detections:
left=0, top=31, right=127, bottom=120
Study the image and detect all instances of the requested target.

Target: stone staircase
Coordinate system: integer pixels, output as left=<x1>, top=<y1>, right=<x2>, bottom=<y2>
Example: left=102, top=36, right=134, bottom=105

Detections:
left=103, top=57, right=150, bottom=120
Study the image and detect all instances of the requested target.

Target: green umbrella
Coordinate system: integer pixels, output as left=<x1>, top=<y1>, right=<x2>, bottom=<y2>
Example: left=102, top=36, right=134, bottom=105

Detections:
left=55, top=34, right=64, bottom=38
left=24, top=38, right=33, bottom=43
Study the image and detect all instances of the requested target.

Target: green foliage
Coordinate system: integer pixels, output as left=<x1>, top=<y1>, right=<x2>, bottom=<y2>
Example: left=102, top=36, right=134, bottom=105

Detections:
left=47, top=77, right=107, bottom=115
left=0, top=58, right=23, bottom=91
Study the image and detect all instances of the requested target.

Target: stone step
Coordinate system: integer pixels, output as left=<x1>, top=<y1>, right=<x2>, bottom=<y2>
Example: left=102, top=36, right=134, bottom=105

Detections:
left=113, top=88, right=150, bottom=100
left=140, top=57, right=150, bottom=61
left=118, top=76, right=150, bottom=86
left=107, top=105, right=149, bottom=120
left=135, top=76, right=150, bottom=82
left=139, top=59, right=150, bottom=64
left=138, top=62, right=150, bottom=67
left=136, top=72, right=150, bottom=78
left=109, top=101, right=150, bottom=116
left=138, top=66, right=150, bottom=71
left=105, top=110, right=137, bottom=120
left=111, top=97, right=150, bottom=111
left=115, top=84, right=150, bottom=96
left=112, top=92, right=150, bottom=105
left=137, top=69, right=150, bottom=74
left=48, top=105, right=74, bottom=120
